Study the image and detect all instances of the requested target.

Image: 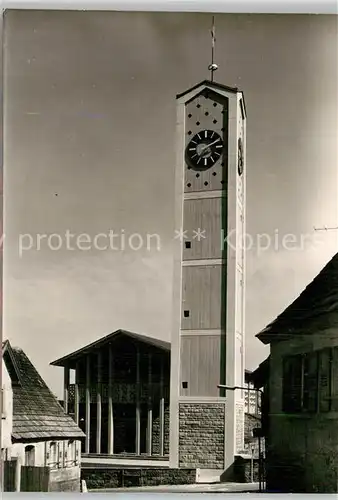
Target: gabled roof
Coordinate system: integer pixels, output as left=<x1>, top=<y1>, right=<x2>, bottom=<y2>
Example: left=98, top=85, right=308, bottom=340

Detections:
left=257, top=253, right=338, bottom=344
left=176, top=80, right=240, bottom=99
left=2, top=340, right=85, bottom=442
left=176, top=79, right=247, bottom=116
left=50, top=329, right=170, bottom=367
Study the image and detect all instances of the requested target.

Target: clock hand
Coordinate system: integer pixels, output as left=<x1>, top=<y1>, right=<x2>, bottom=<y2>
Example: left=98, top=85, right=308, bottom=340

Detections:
left=199, top=137, right=221, bottom=153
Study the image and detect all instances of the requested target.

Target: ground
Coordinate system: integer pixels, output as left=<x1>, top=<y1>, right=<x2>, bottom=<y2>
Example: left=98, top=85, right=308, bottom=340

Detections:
left=90, top=482, right=260, bottom=493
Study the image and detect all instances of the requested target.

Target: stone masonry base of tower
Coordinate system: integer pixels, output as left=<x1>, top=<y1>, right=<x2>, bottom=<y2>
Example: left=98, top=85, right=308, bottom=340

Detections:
left=178, top=403, right=225, bottom=469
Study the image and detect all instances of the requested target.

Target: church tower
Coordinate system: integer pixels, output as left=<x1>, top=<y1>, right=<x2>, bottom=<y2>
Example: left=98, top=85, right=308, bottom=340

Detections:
left=169, top=77, right=247, bottom=473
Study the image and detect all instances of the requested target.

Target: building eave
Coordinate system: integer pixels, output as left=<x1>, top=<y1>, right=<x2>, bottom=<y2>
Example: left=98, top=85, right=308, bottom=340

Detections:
left=50, top=329, right=171, bottom=367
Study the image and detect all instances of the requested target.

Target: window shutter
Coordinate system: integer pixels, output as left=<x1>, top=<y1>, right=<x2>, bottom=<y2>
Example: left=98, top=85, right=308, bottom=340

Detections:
left=302, top=351, right=319, bottom=412
left=331, top=346, right=338, bottom=412
left=282, top=355, right=302, bottom=412
left=318, top=348, right=332, bottom=412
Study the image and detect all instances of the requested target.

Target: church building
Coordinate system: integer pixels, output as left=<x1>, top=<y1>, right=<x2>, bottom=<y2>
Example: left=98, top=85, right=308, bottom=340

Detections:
left=51, top=77, right=248, bottom=483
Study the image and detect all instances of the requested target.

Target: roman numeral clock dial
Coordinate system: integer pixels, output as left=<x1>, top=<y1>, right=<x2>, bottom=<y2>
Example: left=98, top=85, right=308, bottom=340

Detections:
left=185, top=129, right=223, bottom=170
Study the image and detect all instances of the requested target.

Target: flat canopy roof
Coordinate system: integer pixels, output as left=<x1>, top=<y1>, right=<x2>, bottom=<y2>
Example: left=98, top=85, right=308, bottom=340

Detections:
left=50, top=329, right=171, bottom=367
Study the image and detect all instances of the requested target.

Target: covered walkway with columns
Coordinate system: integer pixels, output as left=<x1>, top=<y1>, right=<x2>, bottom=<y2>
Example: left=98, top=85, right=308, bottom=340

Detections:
left=50, top=329, right=170, bottom=463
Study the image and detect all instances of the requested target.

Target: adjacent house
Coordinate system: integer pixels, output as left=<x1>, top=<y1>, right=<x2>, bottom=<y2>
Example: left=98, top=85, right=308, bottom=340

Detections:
left=1, top=339, right=85, bottom=492
left=255, top=252, right=338, bottom=493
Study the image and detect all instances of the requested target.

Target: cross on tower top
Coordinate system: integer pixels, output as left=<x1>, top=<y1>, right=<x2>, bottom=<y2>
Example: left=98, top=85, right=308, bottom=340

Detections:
left=208, top=15, right=218, bottom=81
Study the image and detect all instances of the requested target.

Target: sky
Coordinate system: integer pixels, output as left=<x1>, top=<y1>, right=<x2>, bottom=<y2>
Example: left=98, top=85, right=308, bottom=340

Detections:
left=3, top=11, right=338, bottom=398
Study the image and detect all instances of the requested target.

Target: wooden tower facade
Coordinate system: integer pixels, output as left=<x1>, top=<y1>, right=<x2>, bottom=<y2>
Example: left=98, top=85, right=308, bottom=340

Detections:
left=170, top=80, right=247, bottom=472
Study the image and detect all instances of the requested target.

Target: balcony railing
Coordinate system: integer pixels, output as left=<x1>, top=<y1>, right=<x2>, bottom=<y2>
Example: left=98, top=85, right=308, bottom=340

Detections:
left=68, top=383, right=170, bottom=404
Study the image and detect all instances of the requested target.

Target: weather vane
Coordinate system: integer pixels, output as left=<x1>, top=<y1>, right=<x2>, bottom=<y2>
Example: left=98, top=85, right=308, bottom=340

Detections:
left=208, top=15, right=218, bottom=82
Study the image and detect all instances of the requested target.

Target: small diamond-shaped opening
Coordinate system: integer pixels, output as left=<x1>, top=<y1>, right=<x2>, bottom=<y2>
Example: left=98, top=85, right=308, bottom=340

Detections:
left=204, top=181, right=209, bottom=186
left=213, top=119, right=217, bottom=124
left=188, top=130, right=192, bottom=135
left=187, top=183, right=191, bottom=188
left=205, top=112, right=209, bottom=116
left=213, top=102, right=217, bottom=107
left=196, top=121, right=200, bottom=126
left=196, top=104, right=201, bottom=108
left=188, top=113, right=192, bottom=118
left=212, top=172, right=217, bottom=176
left=196, top=173, right=200, bottom=178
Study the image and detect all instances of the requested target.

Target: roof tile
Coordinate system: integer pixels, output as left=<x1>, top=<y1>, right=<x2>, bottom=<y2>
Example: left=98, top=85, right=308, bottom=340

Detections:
left=3, top=343, right=85, bottom=441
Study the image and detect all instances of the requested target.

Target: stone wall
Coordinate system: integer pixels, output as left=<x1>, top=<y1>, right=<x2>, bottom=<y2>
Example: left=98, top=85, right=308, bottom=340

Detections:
left=179, top=403, right=225, bottom=469
left=266, top=416, right=338, bottom=493
left=82, top=467, right=196, bottom=490
left=49, top=465, right=81, bottom=492
left=235, top=401, right=245, bottom=453
left=152, top=404, right=170, bottom=456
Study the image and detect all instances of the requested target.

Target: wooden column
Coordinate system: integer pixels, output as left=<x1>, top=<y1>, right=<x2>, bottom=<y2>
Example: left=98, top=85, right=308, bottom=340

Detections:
left=135, top=347, right=141, bottom=456
left=96, top=351, right=102, bottom=454
left=63, top=366, right=70, bottom=414
left=159, top=356, right=165, bottom=457
left=85, top=355, right=91, bottom=454
left=108, top=343, right=114, bottom=455
left=147, top=353, right=153, bottom=456
left=74, top=361, right=80, bottom=425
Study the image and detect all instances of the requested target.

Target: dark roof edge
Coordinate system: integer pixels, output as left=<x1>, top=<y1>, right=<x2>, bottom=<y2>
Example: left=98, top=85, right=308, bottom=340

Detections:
left=50, top=329, right=170, bottom=367
left=12, top=432, right=85, bottom=443
left=255, top=331, right=272, bottom=345
left=176, top=80, right=247, bottom=117
left=176, top=80, right=239, bottom=99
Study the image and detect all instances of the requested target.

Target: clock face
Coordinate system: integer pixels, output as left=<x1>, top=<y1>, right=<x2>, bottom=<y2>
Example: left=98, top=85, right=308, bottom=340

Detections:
left=185, top=129, right=224, bottom=170
left=238, top=137, right=244, bottom=176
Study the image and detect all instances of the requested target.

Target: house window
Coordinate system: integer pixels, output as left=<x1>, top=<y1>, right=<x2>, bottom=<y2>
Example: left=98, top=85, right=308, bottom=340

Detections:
left=49, top=442, right=58, bottom=468
left=66, top=440, right=75, bottom=466
left=24, top=445, right=35, bottom=466
left=282, top=347, right=335, bottom=414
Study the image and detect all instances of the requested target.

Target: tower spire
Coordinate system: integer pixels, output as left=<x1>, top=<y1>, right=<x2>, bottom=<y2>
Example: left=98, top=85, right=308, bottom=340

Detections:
left=208, top=15, right=218, bottom=81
